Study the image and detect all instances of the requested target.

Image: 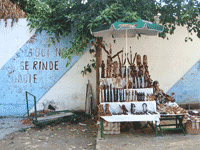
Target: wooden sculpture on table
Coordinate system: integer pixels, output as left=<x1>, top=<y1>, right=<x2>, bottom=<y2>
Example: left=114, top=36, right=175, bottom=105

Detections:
left=144, top=66, right=150, bottom=88
left=143, top=55, right=148, bottom=67
left=122, top=52, right=127, bottom=77
left=147, top=76, right=153, bottom=88
left=127, top=50, right=138, bottom=88
left=98, top=104, right=105, bottom=120
left=143, top=55, right=152, bottom=88
left=131, top=103, right=136, bottom=114
left=113, top=61, right=118, bottom=78
left=138, top=64, right=144, bottom=88
left=100, top=43, right=123, bottom=78
left=99, top=79, right=104, bottom=102
left=136, top=54, right=142, bottom=68
left=107, top=55, right=112, bottom=78
left=119, top=105, right=128, bottom=115
left=105, top=104, right=112, bottom=116
left=101, top=60, right=105, bottom=78
left=113, top=74, right=123, bottom=88
left=123, top=78, right=132, bottom=89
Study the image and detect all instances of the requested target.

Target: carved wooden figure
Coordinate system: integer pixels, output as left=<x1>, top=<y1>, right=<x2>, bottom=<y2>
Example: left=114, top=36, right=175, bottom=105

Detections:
left=101, top=43, right=123, bottom=78
left=105, top=104, right=112, bottom=116
left=106, top=56, right=112, bottom=78
left=138, top=64, right=144, bottom=88
left=143, top=55, right=148, bottom=67
left=113, top=61, right=118, bottom=78
left=147, top=76, right=153, bottom=88
left=119, top=105, right=128, bottom=115
left=98, top=104, right=105, bottom=120
left=136, top=54, right=142, bottom=68
left=127, top=52, right=138, bottom=88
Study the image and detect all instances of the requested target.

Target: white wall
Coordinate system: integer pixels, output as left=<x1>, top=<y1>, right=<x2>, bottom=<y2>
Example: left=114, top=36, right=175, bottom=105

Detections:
left=0, top=19, right=36, bottom=69
left=29, top=46, right=96, bottom=113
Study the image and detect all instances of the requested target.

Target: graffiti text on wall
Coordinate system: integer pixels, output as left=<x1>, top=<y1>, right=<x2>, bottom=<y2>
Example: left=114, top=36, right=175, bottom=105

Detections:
left=10, top=48, right=62, bottom=83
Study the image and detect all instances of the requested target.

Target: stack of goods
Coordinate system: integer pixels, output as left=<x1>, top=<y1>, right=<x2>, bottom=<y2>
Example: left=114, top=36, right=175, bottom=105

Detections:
left=146, top=94, right=155, bottom=101
left=185, top=110, right=200, bottom=134
left=157, top=103, right=188, bottom=115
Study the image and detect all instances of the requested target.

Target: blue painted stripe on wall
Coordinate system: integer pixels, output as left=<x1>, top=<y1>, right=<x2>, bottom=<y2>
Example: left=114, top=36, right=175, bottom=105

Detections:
left=0, top=30, right=93, bottom=116
left=167, top=60, right=200, bottom=104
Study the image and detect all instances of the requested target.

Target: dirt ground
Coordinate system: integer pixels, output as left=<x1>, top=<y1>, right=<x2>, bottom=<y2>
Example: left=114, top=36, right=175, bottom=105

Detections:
left=0, top=113, right=98, bottom=150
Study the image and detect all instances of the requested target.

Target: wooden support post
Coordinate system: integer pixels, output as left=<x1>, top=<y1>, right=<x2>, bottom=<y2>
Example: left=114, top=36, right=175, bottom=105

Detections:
left=94, top=37, right=103, bottom=115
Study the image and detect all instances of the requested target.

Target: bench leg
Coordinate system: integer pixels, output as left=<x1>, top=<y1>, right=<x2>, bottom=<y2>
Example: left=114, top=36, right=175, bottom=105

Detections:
left=100, top=118, right=104, bottom=139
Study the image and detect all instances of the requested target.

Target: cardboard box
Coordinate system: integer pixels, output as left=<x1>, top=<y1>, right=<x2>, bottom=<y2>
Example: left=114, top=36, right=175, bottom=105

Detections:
left=103, top=120, right=120, bottom=134
left=185, top=120, right=200, bottom=134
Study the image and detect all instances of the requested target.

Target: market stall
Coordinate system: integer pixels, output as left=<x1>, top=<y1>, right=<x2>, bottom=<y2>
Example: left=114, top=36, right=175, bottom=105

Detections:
left=91, top=19, right=190, bottom=138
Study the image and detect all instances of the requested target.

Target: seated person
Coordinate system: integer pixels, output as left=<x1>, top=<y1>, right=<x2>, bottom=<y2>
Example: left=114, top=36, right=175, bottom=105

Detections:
left=153, top=81, right=166, bottom=104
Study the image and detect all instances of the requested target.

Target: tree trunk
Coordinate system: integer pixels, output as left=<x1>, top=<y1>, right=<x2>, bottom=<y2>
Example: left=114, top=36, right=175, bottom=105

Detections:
left=95, top=37, right=103, bottom=115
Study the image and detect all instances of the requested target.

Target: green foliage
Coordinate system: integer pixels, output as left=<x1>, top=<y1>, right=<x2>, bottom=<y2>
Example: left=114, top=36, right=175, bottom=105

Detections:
left=15, top=0, right=200, bottom=75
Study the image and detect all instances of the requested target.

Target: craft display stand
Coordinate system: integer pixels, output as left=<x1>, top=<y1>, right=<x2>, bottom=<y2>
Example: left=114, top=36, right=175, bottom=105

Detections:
left=99, top=66, right=160, bottom=138
left=26, top=91, right=79, bottom=128
left=159, top=114, right=186, bottom=136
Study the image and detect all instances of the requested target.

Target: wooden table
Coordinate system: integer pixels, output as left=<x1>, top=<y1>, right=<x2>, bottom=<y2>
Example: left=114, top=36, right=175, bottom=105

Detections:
left=100, top=113, right=160, bottom=139
left=159, top=114, right=187, bottom=136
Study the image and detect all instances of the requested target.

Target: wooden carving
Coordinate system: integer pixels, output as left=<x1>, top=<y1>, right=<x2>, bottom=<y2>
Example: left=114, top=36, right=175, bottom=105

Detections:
left=100, top=43, right=123, bottom=78
left=105, top=104, right=112, bottom=116
left=136, top=54, right=142, bottom=68
left=98, top=104, right=105, bottom=120
left=113, top=61, right=118, bottom=78
left=107, top=56, right=112, bottom=78
left=147, top=77, right=153, bottom=88
left=119, top=105, right=128, bottom=115
left=143, top=55, right=148, bottom=67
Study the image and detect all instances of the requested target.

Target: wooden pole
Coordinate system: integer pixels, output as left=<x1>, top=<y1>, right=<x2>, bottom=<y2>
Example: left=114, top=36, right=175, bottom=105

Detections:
left=94, top=37, right=103, bottom=115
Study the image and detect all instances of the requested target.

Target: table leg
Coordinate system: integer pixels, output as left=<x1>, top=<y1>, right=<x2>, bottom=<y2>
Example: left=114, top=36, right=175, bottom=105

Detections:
left=155, top=121, right=158, bottom=137
left=100, top=118, right=104, bottom=139
left=179, top=116, right=186, bottom=136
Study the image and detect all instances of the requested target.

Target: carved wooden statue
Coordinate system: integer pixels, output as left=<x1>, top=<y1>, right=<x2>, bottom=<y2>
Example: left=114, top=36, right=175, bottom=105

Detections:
left=147, top=76, right=153, bottom=88
left=136, top=54, right=142, bottom=68
left=123, top=78, right=132, bottom=89
left=119, top=105, right=128, bottom=115
left=127, top=52, right=138, bottom=88
left=113, top=61, right=118, bottom=78
left=143, top=55, right=148, bottom=67
left=99, top=80, right=104, bottom=102
left=131, top=103, right=136, bottom=114
left=107, top=55, right=112, bottom=78
left=98, top=104, right=105, bottom=120
left=114, top=74, right=123, bottom=88
left=100, top=43, right=123, bottom=78
left=101, top=60, right=105, bottom=78
left=138, top=64, right=144, bottom=88
left=105, top=104, right=112, bottom=116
